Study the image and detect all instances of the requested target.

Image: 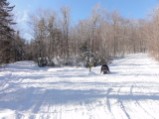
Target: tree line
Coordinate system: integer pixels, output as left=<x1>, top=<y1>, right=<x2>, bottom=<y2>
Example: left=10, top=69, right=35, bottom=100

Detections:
left=27, top=6, right=147, bottom=67
left=1, top=1, right=159, bottom=67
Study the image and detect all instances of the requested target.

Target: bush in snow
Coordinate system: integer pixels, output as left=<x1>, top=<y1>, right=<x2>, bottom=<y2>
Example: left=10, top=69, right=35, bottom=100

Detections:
left=37, top=57, right=47, bottom=67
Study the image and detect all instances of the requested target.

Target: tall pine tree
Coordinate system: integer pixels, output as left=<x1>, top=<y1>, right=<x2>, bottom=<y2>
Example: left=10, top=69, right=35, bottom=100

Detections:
left=0, top=0, right=15, bottom=64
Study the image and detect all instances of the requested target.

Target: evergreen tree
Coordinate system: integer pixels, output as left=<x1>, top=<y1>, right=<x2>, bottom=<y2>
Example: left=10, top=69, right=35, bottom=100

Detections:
left=0, top=0, right=15, bottom=64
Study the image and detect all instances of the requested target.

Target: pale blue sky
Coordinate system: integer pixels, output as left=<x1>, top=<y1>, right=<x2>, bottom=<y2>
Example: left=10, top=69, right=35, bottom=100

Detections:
left=8, top=0, right=159, bottom=39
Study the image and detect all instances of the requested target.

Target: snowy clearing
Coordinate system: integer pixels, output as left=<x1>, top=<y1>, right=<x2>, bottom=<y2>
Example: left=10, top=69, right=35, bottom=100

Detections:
left=0, top=53, right=159, bottom=119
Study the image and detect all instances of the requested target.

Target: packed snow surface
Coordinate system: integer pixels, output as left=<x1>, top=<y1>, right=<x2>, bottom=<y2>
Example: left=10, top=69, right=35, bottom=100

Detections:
left=0, top=53, right=159, bottom=119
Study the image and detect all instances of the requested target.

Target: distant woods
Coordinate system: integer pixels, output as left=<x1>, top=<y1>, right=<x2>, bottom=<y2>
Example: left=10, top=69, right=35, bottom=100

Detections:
left=28, top=6, right=147, bottom=66
left=1, top=2, right=159, bottom=66
left=146, top=8, right=159, bottom=60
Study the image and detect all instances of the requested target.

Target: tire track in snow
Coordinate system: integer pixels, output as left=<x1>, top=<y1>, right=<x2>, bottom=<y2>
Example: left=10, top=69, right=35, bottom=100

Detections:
left=112, top=56, right=138, bottom=119
left=131, top=80, right=158, bottom=119
left=133, top=75, right=157, bottom=119
left=0, top=72, right=12, bottom=92
left=135, top=101, right=156, bottom=119
left=105, top=88, right=116, bottom=119
left=117, top=86, right=131, bottom=119
left=126, top=56, right=158, bottom=119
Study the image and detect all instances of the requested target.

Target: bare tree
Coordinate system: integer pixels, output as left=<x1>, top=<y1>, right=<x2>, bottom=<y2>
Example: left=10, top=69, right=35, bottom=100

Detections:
left=60, top=6, right=70, bottom=60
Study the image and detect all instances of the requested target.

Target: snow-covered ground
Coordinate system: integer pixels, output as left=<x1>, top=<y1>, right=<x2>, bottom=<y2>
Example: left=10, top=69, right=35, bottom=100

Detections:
left=1, top=53, right=159, bottom=119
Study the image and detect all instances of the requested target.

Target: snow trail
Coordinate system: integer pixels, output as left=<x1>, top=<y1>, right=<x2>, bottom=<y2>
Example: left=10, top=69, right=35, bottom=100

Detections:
left=0, top=53, right=159, bottom=119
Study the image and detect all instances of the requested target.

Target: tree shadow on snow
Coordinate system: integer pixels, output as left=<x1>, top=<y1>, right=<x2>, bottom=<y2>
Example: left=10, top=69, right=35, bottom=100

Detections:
left=0, top=81, right=159, bottom=115
left=0, top=87, right=105, bottom=113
